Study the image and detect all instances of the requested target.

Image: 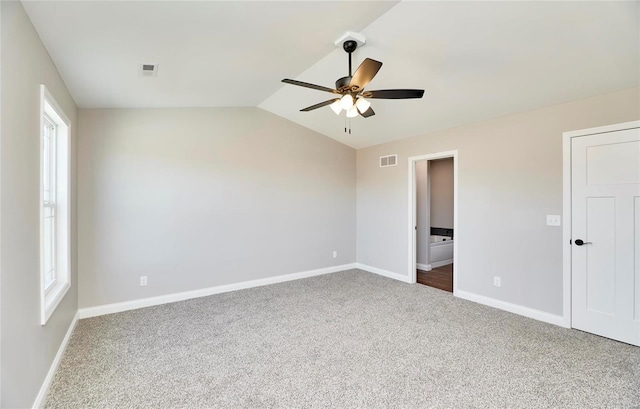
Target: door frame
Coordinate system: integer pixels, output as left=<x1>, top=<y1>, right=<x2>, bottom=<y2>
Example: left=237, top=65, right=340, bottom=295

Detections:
left=561, top=120, right=640, bottom=329
left=407, top=150, right=458, bottom=293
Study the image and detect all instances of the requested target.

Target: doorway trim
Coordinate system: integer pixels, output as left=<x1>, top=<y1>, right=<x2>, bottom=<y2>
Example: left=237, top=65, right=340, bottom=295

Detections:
left=561, top=120, right=640, bottom=329
left=407, top=150, right=458, bottom=294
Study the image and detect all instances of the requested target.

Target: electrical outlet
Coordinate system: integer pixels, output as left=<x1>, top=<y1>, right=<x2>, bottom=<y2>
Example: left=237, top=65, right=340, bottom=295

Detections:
left=493, top=276, right=501, bottom=287
left=546, top=215, right=561, bottom=226
left=333, top=251, right=338, bottom=258
left=140, top=276, right=148, bottom=286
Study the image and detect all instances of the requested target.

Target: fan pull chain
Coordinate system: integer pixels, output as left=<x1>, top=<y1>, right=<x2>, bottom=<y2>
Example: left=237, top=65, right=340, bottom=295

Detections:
left=343, top=117, right=352, bottom=135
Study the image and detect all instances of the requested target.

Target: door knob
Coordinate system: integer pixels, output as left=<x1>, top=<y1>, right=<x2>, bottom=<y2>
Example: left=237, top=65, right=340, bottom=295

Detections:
left=574, top=239, right=592, bottom=246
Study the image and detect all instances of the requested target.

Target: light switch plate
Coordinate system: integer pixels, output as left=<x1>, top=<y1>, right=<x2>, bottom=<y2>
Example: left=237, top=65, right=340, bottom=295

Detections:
left=546, top=215, right=561, bottom=226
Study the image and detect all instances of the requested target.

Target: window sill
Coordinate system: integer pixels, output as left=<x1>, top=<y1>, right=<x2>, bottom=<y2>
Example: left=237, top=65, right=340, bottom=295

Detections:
left=41, top=281, right=70, bottom=325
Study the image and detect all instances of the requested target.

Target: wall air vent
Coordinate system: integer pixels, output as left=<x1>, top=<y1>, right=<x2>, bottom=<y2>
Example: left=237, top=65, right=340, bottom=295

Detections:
left=140, top=63, right=159, bottom=77
left=379, top=154, right=398, bottom=168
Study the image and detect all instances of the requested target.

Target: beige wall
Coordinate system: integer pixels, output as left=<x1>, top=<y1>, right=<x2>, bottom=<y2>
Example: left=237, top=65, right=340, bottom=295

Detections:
left=357, top=87, right=640, bottom=316
left=77, top=108, right=356, bottom=308
left=1, top=2, right=78, bottom=408
left=430, top=158, right=454, bottom=229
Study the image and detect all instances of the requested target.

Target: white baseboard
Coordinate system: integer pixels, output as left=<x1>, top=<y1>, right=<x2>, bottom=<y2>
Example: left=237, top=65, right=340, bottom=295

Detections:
left=455, top=289, right=567, bottom=327
left=33, top=311, right=79, bottom=409
left=78, top=263, right=357, bottom=319
left=356, top=263, right=412, bottom=283
left=416, top=263, right=432, bottom=271
left=431, top=259, right=453, bottom=268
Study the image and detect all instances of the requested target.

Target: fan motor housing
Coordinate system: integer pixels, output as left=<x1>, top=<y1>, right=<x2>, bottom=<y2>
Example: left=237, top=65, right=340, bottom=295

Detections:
left=335, top=76, right=352, bottom=91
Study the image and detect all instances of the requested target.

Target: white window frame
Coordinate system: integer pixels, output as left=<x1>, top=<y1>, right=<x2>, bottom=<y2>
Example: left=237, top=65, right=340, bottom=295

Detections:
left=40, top=85, right=71, bottom=325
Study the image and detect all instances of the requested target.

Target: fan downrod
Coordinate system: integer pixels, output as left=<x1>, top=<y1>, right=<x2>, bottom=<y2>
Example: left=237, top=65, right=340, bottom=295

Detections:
left=337, top=40, right=358, bottom=90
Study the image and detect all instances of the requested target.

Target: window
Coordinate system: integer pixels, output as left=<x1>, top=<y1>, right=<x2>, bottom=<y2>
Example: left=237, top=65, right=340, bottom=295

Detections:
left=40, top=85, right=71, bottom=325
left=43, top=115, right=57, bottom=291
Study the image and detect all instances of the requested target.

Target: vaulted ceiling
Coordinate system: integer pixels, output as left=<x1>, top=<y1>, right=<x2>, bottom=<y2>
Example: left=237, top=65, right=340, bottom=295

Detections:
left=23, top=1, right=639, bottom=149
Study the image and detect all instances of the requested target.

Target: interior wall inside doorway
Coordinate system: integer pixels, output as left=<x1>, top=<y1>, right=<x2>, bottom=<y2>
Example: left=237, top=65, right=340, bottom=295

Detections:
left=416, top=161, right=429, bottom=266
left=430, top=158, right=454, bottom=229
left=416, top=158, right=454, bottom=267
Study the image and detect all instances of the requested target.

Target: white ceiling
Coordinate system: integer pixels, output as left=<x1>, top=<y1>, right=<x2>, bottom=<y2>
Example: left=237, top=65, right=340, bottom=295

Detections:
left=23, top=1, right=640, bottom=149
left=22, top=1, right=398, bottom=108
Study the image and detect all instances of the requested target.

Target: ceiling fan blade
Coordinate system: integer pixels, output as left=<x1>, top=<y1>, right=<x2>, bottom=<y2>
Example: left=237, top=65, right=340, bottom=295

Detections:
left=359, top=107, right=375, bottom=118
left=364, top=89, right=425, bottom=99
left=282, top=79, right=339, bottom=94
left=349, top=58, right=382, bottom=91
left=300, top=99, right=339, bottom=112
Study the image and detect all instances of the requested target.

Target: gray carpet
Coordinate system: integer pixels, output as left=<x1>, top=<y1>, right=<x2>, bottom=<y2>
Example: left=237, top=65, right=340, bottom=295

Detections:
left=46, top=269, right=640, bottom=408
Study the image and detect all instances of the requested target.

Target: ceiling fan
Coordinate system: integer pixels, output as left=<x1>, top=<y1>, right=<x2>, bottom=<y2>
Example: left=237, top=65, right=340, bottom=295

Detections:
left=281, top=39, right=424, bottom=123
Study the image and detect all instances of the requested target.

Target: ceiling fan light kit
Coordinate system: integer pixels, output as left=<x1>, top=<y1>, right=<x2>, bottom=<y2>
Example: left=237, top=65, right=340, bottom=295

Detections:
left=329, top=100, right=342, bottom=115
left=340, top=94, right=354, bottom=110
left=281, top=32, right=425, bottom=132
left=356, top=97, right=371, bottom=113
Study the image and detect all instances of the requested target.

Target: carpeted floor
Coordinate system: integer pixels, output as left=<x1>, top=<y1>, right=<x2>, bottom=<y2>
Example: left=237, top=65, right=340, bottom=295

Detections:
left=46, top=269, right=640, bottom=408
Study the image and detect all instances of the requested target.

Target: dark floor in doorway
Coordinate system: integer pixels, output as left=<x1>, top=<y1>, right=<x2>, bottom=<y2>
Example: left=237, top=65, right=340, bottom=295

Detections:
left=417, top=264, right=453, bottom=292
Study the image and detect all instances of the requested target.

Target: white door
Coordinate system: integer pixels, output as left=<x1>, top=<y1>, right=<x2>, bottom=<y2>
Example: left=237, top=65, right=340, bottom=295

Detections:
left=571, top=126, right=640, bottom=346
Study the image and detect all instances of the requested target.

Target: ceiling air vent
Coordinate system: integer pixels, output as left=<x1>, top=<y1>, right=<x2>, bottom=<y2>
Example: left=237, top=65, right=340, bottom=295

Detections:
left=140, top=63, right=159, bottom=77
left=379, top=154, right=397, bottom=168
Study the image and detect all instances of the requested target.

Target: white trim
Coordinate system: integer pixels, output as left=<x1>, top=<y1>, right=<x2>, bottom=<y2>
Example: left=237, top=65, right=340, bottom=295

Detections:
left=409, top=158, right=417, bottom=282
left=41, top=282, right=70, bottom=325
left=79, top=264, right=356, bottom=319
left=416, top=263, right=432, bottom=271
left=563, top=120, right=640, bottom=139
left=356, top=263, right=412, bottom=283
left=40, top=85, right=72, bottom=325
left=407, top=151, right=459, bottom=295
left=0, top=3, right=3, bottom=399
left=430, top=259, right=453, bottom=269
left=456, top=290, right=566, bottom=327
left=0, top=3, right=3, bottom=400
left=32, top=311, right=79, bottom=409
left=561, top=120, right=640, bottom=329
left=562, top=127, right=573, bottom=329
left=40, top=86, right=71, bottom=126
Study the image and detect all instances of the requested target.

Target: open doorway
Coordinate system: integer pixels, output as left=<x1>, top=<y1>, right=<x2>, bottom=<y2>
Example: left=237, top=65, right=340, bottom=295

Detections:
left=408, top=151, right=458, bottom=293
